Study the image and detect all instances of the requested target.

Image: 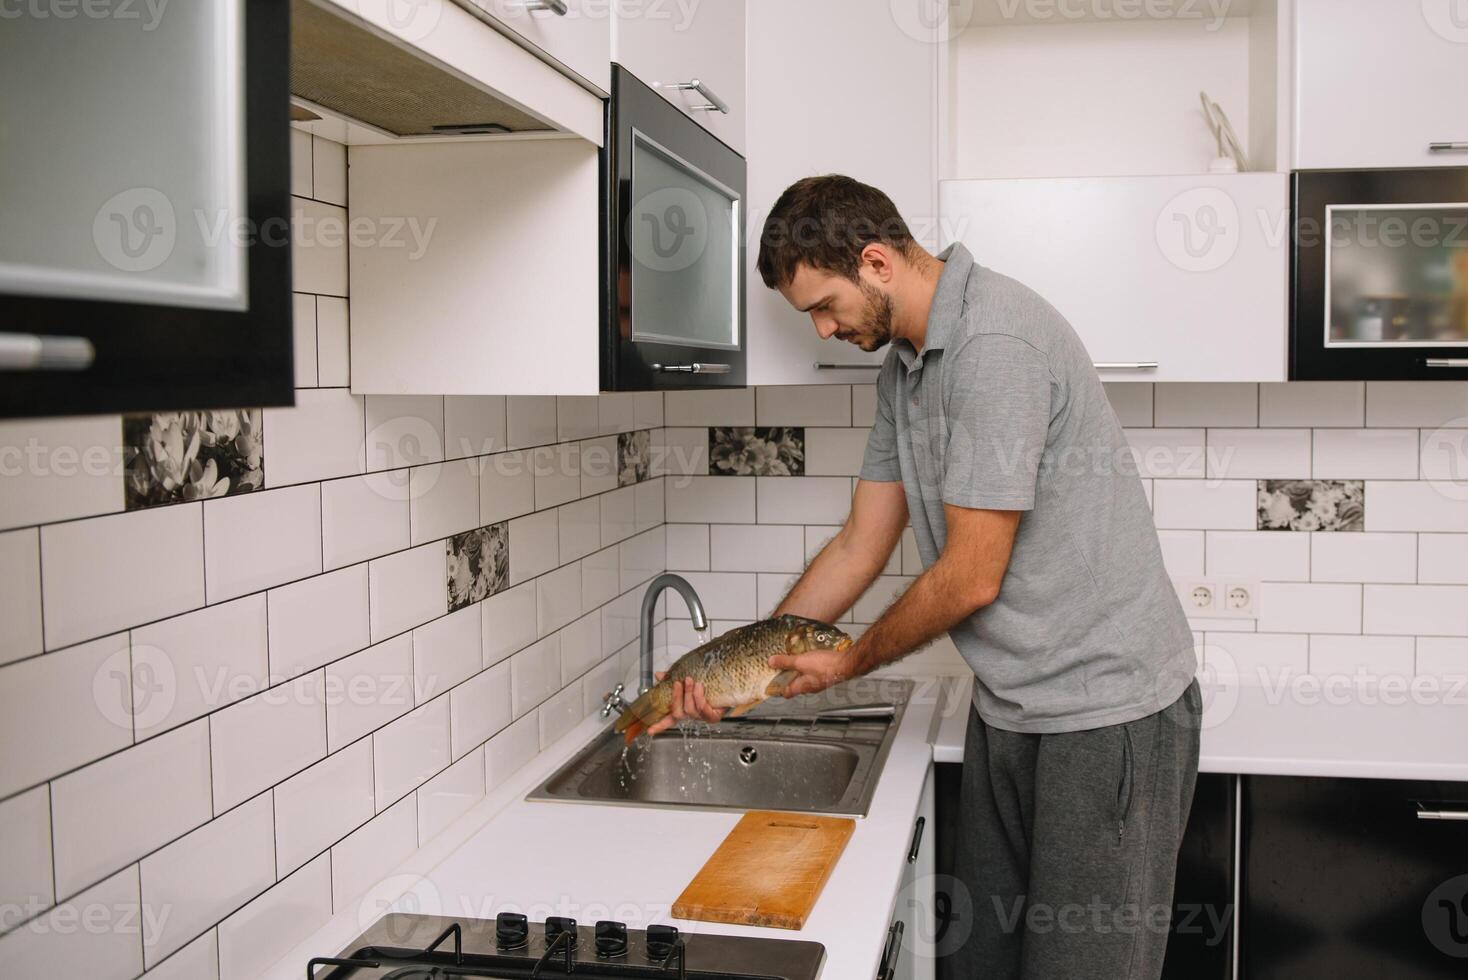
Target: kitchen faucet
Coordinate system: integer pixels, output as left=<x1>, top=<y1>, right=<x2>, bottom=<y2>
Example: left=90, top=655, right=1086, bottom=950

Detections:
left=639, top=573, right=708, bottom=694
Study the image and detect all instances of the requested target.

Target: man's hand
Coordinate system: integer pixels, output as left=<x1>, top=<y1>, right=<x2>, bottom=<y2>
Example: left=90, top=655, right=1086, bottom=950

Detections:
left=767, top=648, right=864, bottom=699
left=644, top=672, right=725, bottom=736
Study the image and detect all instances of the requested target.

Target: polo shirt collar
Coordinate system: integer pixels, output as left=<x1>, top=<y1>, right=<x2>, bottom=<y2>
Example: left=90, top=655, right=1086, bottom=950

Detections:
left=895, top=242, right=974, bottom=370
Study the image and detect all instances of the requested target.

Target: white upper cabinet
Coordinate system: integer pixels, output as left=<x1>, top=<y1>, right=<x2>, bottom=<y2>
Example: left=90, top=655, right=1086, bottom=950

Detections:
left=465, top=0, right=613, bottom=94
left=612, top=0, right=746, bottom=154
left=744, top=0, right=937, bottom=385
left=1294, top=0, right=1468, bottom=169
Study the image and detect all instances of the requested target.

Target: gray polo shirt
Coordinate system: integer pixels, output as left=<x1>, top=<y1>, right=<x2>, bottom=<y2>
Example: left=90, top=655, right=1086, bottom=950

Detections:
left=860, top=243, right=1196, bottom=734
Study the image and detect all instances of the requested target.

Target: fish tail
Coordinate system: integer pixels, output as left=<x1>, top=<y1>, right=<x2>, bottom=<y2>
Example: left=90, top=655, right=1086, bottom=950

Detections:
left=614, top=687, right=668, bottom=741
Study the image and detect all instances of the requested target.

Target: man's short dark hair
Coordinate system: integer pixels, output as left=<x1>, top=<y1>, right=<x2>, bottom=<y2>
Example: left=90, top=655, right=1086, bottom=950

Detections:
left=756, top=175, right=918, bottom=289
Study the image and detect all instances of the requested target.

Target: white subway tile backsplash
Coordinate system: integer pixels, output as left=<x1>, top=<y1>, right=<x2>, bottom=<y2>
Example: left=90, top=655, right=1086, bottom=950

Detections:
left=445, top=396, right=507, bottom=460
left=1156, top=530, right=1205, bottom=577
left=292, top=198, right=348, bottom=296
left=1155, top=383, right=1257, bottom=427
left=854, top=576, right=914, bottom=624
left=1309, top=635, right=1415, bottom=678
left=755, top=476, right=851, bottom=524
left=325, top=635, right=415, bottom=753
left=805, top=427, right=870, bottom=476
left=290, top=129, right=312, bottom=196
left=1364, top=585, right=1468, bottom=636
left=413, top=605, right=482, bottom=701
left=510, top=635, right=561, bottom=718
left=1364, top=481, right=1468, bottom=532
left=139, top=930, right=217, bottom=980
left=204, top=486, right=321, bottom=603
left=619, top=527, right=665, bottom=592
left=316, top=296, right=351, bottom=387
left=0, top=634, right=131, bottom=799
left=756, top=573, right=800, bottom=620
left=0, top=528, right=42, bottom=664
left=582, top=545, right=622, bottom=609
left=757, top=386, right=851, bottom=426
left=532, top=442, right=580, bottom=510
left=1365, top=381, right=1468, bottom=427
left=658, top=428, right=709, bottom=477
left=1419, top=533, right=1468, bottom=584
left=449, top=662, right=512, bottom=759
left=634, top=477, right=664, bottom=532
left=1309, top=532, right=1417, bottom=584
left=559, top=497, right=601, bottom=564
left=664, top=388, right=754, bottom=426
left=1417, top=637, right=1468, bottom=678
left=634, top=392, right=664, bottom=430
left=216, top=852, right=332, bottom=980
left=1256, top=583, right=1362, bottom=634
left=409, top=460, right=481, bottom=546
left=709, top=524, right=806, bottom=573
left=272, top=739, right=374, bottom=875
left=505, top=396, right=557, bottom=450
left=43, top=503, right=205, bottom=649
left=321, top=474, right=409, bottom=570
left=51, top=720, right=211, bottom=900
left=599, top=485, right=636, bottom=545
left=210, top=672, right=327, bottom=812
left=0, top=786, right=54, bottom=919
left=262, top=389, right=365, bottom=486
left=557, top=396, right=600, bottom=442
left=537, top=560, right=583, bottom=636
left=418, top=748, right=486, bottom=843
left=1313, top=429, right=1420, bottom=480
left=140, top=792, right=275, bottom=967
left=1419, top=425, right=1468, bottom=485
left=1103, top=383, right=1154, bottom=427
left=484, top=712, right=540, bottom=791
left=597, top=393, right=635, bottom=436
left=311, top=134, right=347, bottom=206
left=1205, top=531, right=1310, bottom=582
left=293, top=293, right=317, bottom=387
left=666, top=524, right=710, bottom=571
left=1151, top=480, right=1256, bottom=530
left=1259, top=382, right=1365, bottom=427
left=558, top=611, right=603, bottom=684
left=1206, top=429, right=1311, bottom=479
left=1125, top=430, right=1205, bottom=479
left=538, top=681, right=583, bottom=748
left=580, top=436, right=619, bottom=496
left=368, top=543, right=448, bottom=641
left=364, top=395, right=445, bottom=470
left=0, top=867, right=144, bottom=980
left=481, top=450, right=537, bottom=525
left=268, top=565, right=370, bottom=680
left=666, top=572, right=757, bottom=621
left=373, top=695, right=450, bottom=807
left=482, top=581, right=538, bottom=668
left=1203, top=632, right=1309, bottom=680
left=329, top=795, right=417, bottom=911
left=0, top=415, right=124, bottom=532
left=508, top=509, right=560, bottom=585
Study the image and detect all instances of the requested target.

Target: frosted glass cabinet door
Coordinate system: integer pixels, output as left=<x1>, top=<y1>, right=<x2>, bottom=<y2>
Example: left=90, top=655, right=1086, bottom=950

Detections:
left=0, top=1, right=293, bottom=418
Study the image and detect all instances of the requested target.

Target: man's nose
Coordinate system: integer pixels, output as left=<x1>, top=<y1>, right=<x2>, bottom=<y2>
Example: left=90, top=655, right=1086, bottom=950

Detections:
left=813, top=314, right=838, bottom=340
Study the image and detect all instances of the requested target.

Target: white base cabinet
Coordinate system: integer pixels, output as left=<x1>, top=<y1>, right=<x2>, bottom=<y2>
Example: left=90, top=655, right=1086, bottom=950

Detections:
left=939, top=173, right=1289, bottom=383
left=882, top=764, right=936, bottom=980
left=348, top=139, right=601, bottom=396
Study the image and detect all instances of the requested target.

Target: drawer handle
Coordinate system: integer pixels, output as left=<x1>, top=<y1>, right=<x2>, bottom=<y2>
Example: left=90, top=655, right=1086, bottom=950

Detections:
left=1425, top=358, right=1468, bottom=368
left=907, top=815, right=926, bottom=864
left=652, top=362, right=731, bottom=375
left=520, top=0, right=568, bottom=14
left=813, top=361, right=882, bottom=371
left=1093, top=361, right=1159, bottom=371
left=669, top=79, right=730, bottom=114
left=0, top=333, right=95, bottom=371
left=1417, top=806, right=1468, bottom=821
left=876, top=919, right=905, bottom=980
left=1428, top=142, right=1468, bottom=152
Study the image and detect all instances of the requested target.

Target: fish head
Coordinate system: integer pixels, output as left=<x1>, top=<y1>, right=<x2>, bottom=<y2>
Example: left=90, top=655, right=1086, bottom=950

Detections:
left=785, top=619, right=854, bottom=655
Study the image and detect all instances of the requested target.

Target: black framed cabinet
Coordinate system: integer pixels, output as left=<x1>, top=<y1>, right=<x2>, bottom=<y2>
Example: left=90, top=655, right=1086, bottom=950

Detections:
left=0, top=1, right=293, bottom=417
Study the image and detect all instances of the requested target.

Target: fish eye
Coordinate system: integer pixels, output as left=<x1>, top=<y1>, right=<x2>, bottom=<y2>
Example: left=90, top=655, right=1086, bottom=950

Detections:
left=816, top=632, right=829, bottom=642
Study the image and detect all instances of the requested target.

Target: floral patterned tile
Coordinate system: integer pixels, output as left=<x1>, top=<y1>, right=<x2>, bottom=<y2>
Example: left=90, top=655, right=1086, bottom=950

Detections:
left=446, top=521, right=508, bottom=612
left=1257, top=480, right=1364, bottom=532
left=617, top=430, right=651, bottom=486
left=708, top=427, right=805, bottom=477
left=123, top=410, right=263, bottom=510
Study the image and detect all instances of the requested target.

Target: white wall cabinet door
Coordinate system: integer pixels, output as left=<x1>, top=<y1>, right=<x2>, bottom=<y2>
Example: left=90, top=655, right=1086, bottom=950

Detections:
left=1295, top=0, right=1468, bottom=169
left=940, top=174, right=1289, bottom=382
left=347, top=139, right=601, bottom=396
left=466, top=0, right=613, bottom=94
left=613, top=0, right=746, bottom=153
left=744, top=0, right=937, bottom=386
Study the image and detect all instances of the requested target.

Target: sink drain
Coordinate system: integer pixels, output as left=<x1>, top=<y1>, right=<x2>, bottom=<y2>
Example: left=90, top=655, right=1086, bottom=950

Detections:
left=738, top=746, right=758, bottom=765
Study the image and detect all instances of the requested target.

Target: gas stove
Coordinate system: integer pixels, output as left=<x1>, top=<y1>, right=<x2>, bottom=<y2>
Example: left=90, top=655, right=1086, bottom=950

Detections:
left=308, top=912, right=825, bottom=979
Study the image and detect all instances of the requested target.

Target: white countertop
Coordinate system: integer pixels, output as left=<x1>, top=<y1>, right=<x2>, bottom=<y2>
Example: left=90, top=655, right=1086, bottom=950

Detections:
left=262, top=677, right=942, bottom=980
left=930, top=672, right=1468, bottom=782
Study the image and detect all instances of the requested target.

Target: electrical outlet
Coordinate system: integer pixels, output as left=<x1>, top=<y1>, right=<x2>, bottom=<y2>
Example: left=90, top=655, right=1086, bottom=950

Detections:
left=1175, top=580, right=1219, bottom=612
left=1221, top=582, right=1259, bottom=618
left=1174, top=579, right=1259, bottom=619
left=1189, top=584, right=1215, bottom=609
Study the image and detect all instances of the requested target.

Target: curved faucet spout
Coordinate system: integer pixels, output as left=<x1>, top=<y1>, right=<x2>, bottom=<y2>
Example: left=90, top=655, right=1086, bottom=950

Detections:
left=640, top=573, right=708, bottom=694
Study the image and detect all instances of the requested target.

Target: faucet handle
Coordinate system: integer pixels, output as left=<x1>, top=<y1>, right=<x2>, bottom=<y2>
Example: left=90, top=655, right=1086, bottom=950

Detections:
left=600, top=683, right=626, bottom=718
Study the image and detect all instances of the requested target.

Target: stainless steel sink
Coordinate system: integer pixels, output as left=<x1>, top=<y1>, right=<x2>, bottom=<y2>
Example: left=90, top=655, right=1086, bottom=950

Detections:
left=526, top=678, right=912, bottom=817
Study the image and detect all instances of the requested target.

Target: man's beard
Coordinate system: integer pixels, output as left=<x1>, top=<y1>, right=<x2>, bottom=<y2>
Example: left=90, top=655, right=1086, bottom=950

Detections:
left=844, top=282, right=894, bottom=352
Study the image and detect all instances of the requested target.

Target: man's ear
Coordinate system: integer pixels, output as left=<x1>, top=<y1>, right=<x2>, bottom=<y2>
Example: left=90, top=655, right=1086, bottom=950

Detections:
left=859, top=242, right=897, bottom=284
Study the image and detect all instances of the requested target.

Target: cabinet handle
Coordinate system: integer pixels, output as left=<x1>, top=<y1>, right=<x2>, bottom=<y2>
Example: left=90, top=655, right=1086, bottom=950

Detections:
left=1428, top=142, right=1468, bottom=152
left=669, top=79, right=730, bottom=114
left=813, top=362, right=882, bottom=371
left=0, top=333, right=95, bottom=371
left=906, top=815, right=926, bottom=864
left=1093, top=361, right=1159, bottom=371
left=1417, top=806, right=1468, bottom=821
left=876, top=919, right=905, bottom=980
left=520, top=0, right=568, bottom=14
left=1425, top=358, right=1468, bottom=368
left=652, top=362, right=731, bottom=374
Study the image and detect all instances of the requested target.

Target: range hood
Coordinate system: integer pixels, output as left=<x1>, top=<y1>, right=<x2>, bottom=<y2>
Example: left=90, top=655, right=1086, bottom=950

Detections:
left=288, top=0, right=602, bottom=145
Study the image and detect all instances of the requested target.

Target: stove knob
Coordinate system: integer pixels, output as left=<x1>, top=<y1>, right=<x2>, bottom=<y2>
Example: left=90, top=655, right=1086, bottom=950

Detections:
left=545, top=916, right=578, bottom=950
left=646, top=923, right=679, bottom=960
left=594, top=920, right=628, bottom=958
left=495, top=912, right=529, bottom=950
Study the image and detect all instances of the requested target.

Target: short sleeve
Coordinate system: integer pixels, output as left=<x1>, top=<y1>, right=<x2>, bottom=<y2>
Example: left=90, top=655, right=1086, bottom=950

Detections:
left=858, top=356, right=903, bottom=483
left=940, top=335, right=1053, bottom=511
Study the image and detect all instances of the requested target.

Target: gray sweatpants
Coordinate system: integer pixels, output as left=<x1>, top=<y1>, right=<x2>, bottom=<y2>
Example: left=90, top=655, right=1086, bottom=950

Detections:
left=946, top=681, right=1202, bottom=980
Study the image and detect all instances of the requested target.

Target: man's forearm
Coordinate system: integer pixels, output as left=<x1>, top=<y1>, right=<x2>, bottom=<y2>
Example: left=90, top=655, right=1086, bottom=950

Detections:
left=847, top=556, right=994, bottom=676
left=773, top=526, right=892, bottom=624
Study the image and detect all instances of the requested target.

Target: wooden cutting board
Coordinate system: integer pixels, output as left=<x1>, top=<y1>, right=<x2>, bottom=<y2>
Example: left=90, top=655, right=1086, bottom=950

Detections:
left=672, top=810, right=856, bottom=930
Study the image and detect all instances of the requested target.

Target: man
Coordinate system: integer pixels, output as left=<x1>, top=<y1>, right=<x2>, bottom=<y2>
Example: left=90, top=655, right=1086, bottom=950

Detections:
left=651, top=174, right=1201, bottom=979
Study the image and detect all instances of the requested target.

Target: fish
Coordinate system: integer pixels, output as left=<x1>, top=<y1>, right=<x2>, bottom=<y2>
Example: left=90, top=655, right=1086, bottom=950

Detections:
left=615, top=614, right=853, bottom=743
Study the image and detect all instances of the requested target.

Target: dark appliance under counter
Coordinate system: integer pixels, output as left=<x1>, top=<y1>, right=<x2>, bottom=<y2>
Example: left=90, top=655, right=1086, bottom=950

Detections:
left=307, top=912, right=825, bottom=980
